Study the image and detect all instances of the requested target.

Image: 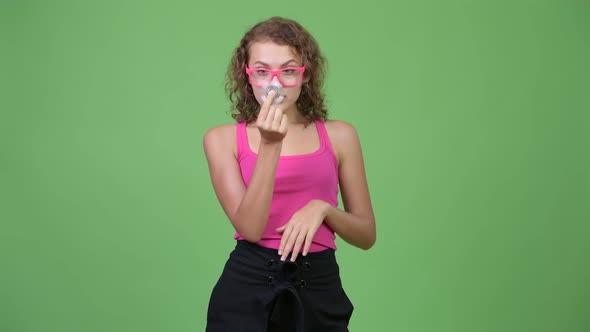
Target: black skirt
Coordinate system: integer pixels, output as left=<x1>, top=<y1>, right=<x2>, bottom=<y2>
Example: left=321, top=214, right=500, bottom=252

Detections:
left=206, top=240, right=354, bottom=332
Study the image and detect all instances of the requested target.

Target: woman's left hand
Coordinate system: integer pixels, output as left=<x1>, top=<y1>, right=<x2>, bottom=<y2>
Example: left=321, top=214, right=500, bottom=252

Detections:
left=277, top=199, right=330, bottom=262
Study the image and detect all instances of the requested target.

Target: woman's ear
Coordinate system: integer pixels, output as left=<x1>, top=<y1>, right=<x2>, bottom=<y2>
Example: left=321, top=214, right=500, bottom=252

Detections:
left=302, top=74, right=311, bottom=84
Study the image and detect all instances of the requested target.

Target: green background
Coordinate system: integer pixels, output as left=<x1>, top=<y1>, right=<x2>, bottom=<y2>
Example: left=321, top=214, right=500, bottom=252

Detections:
left=2, top=0, right=589, bottom=331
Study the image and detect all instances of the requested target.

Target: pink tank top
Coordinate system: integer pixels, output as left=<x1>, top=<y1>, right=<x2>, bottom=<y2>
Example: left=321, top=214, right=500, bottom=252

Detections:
left=235, top=120, right=340, bottom=251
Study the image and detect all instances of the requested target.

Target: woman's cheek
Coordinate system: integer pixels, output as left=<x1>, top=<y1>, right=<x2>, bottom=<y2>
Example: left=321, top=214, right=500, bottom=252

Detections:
left=252, top=88, right=265, bottom=105
left=287, top=87, right=302, bottom=103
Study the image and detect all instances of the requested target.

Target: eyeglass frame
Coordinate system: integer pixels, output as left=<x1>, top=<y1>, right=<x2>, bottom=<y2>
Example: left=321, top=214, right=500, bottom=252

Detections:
left=245, top=66, right=306, bottom=87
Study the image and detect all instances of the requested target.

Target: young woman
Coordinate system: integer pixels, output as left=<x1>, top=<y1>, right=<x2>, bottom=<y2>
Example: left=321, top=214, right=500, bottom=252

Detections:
left=203, top=16, right=376, bottom=332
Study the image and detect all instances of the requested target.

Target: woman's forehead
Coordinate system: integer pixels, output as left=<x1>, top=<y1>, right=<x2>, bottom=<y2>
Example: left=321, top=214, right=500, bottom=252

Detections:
left=248, top=40, right=301, bottom=65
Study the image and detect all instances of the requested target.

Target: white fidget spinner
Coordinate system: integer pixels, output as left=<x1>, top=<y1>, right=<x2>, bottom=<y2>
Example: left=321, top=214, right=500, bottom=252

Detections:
left=260, top=81, right=285, bottom=105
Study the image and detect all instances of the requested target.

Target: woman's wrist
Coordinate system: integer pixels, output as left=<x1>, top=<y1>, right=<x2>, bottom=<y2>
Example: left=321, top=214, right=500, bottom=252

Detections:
left=310, top=199, right=331, bottom=219
left=258, top=141, right=282, bottom=154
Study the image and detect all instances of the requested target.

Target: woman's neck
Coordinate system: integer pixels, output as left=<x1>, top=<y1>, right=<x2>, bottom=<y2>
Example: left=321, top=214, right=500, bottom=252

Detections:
left=283, top=105, right=307, bottom=125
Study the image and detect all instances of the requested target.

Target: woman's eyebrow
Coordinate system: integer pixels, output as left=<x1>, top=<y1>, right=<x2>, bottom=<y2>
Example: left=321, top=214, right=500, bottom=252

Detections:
left=253, top=60, right=299, bottom=67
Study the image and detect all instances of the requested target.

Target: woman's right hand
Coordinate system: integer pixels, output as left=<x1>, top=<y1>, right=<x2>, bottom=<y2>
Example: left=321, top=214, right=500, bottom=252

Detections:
left=256, top=90, right=288, bottom=144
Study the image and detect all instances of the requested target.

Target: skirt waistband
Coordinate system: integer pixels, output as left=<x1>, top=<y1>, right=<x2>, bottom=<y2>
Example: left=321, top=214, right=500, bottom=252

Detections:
left=231, top=240, right=340, bottom=289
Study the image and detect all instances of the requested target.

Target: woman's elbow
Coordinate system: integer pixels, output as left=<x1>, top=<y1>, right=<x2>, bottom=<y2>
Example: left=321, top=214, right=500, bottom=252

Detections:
left=234, top=224, right=263, bottom=243
left=361, top=221, right=377, bottom=250
left=240, top=233, right=262, bottom=243
left=231, top=216, right=264, bottom=243
left=360, top=235, right=376, bottom=250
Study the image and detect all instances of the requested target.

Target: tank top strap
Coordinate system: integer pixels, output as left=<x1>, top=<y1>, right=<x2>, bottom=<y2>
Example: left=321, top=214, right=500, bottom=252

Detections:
left=315, top=120, right=338, bottom=162
left=236, top=121, right=249, bottom=161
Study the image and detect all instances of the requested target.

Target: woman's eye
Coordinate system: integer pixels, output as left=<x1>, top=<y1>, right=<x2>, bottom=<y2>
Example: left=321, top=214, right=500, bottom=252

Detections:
left=282, top=69, right=295, bottom=74
left=255, top=70, right=269, bottom=75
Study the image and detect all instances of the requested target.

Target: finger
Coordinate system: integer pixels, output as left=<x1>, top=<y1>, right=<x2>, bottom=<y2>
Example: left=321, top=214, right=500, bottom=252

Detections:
left=272, top=108, right=283, bottom=129
left=276, top=224, right=286, bottom=233
left=278, top=224, right=292, bottom=256
left=262, top=90, right=277, bottom=114
left=257, top=105, right=269, bottom=125
left=265, top=89, right=277, bottom=105
left=290, top=232, right=307, bottom=262
left=303, top=230, right=314, bottom=256
left=281, top=227, right=299, bottom=262
left=265, top=106, right=278, bottom=129
left=257, top=90, right=276, bottom=123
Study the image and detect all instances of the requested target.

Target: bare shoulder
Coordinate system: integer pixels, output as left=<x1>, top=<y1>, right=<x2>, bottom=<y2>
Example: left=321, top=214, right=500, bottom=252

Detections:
left=202, top=123, right=238, bottom=158
left=324, top=119, right=358, bottom=138
left=324, top=119, right=361, bottom=163
left=203, top=123, right=236, bottom=142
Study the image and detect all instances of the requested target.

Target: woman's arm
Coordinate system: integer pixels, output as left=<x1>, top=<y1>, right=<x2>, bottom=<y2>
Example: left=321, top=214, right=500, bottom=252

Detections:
left=203, top=92, right=287, bottom=242
left=323, top=120, right=376, bottom=250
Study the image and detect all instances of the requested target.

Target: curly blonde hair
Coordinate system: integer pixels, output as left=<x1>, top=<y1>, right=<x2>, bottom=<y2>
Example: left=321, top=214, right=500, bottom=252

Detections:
left=225, top=17, right=328, bottom=125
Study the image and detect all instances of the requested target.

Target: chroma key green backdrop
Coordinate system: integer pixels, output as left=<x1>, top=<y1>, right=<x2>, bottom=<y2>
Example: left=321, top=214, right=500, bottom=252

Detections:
left=1, top=1, right=588, bottom=331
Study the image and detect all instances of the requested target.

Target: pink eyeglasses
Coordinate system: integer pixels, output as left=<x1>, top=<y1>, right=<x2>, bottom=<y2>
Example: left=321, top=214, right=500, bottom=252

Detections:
left=245, top=66, right=306, bottom=87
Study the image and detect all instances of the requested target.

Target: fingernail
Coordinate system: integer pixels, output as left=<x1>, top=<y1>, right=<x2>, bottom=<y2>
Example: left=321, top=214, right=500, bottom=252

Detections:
left=278, top=250, right=282, bottom=255
left=290, top=257, right=296, bottom=262
left=280, top=256, right=286, bottom=261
